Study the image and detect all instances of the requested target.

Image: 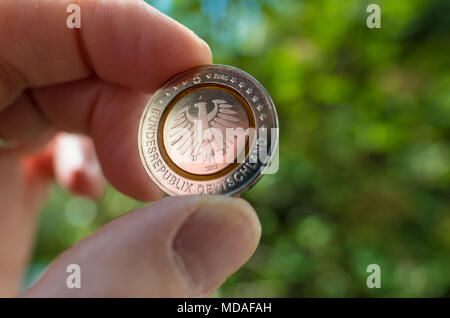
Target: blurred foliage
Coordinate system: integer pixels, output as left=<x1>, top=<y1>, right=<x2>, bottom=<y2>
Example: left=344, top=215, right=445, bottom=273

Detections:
left=27, top=0, right=449, bottom=297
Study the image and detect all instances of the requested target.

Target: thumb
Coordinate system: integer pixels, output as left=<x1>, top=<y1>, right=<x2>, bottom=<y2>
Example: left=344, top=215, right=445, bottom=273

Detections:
left=21, top=195, right=261, bottom=297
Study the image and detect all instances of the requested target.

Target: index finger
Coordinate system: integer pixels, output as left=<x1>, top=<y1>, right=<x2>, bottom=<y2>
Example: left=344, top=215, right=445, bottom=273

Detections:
left=0, top=0, right=211, bottom=107
left=0, top=0, right=212, bottom=200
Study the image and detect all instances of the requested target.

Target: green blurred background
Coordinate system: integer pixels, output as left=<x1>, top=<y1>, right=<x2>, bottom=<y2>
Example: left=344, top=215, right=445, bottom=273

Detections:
left=26, top=0, right=449, bottom=297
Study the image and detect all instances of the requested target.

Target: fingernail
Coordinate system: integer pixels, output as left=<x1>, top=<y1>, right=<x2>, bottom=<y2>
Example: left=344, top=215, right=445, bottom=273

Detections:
left=197, top=37, right=213, bottom=63
left=187, top=29, right=212, bottom=62
left=174, top=196, right=261, bottom=295
left=198, top=36, right=211, bottom=51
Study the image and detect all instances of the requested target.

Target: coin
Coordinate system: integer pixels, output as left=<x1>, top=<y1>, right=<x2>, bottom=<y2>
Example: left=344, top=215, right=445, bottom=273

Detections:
left=138, top=64, right=278, bottom=196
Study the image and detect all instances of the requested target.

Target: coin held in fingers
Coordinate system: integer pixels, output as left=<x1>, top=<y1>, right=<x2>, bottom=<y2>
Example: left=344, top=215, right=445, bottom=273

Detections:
left=138, top=64, right=278, bottom=196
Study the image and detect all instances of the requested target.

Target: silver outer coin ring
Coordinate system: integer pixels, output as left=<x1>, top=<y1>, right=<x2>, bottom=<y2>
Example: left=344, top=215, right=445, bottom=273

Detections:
left=138, top=64, right=278, bottom=196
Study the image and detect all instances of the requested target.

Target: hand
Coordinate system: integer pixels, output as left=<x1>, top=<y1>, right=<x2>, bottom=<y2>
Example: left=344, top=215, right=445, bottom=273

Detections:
left=0, top=0, right=261, bottom=297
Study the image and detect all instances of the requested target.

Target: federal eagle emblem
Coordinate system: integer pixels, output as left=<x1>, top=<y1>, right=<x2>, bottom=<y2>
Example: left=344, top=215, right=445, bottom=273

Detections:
left=169, top=97, right=240, bottom=162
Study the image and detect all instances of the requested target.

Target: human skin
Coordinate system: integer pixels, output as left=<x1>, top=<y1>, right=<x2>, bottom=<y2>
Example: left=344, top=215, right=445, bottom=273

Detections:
left=0, top=0, right=261, bottom=297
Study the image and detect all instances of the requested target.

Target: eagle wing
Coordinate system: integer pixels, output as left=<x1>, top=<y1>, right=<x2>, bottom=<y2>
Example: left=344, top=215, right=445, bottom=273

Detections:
left=170, top=104, right=197, bottom=156
left=208, top=99, right=240, bottom=154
